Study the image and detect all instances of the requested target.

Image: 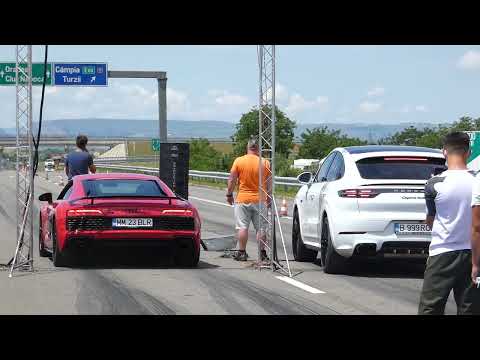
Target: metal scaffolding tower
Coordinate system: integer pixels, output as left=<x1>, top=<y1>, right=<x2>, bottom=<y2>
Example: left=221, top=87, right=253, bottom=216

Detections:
left=257, top=45, right=291, bottom=276
left=9, top=45, right=34, bottom=277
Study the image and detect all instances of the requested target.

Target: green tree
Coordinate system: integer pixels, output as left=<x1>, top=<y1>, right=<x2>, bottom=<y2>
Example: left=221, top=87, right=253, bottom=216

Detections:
left=231, top=106, right=296, bottom=158
left=298, top=126, right=367, bottom=159
left=189, top=139, right=223, bottom=171
left=380, top=116, right=480, bottom=149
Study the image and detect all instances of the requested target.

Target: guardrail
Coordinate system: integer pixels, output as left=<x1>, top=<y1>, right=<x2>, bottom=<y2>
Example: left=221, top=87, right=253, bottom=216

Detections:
left=95, top=164, right=302, bottom=188
left=94, top=156, right=158, bottom=164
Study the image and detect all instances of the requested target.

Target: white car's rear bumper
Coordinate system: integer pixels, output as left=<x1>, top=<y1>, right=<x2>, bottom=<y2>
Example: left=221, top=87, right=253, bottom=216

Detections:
left=332, top=216, right=431, bottom=259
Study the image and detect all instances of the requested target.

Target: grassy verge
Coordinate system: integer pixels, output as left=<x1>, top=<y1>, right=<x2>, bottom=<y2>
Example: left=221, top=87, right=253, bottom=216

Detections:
left=97, top=166, right=298, bottom=199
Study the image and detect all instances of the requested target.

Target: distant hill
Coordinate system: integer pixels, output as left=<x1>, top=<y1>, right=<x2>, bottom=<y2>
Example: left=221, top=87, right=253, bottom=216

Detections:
left=0, top=119, right=440, bottom=142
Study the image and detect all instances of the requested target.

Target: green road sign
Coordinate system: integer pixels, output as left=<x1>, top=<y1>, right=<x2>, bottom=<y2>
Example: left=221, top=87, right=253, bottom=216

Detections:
left=0, top=63, right=52, bottom=86
left=151, top=138, right=160, bottom=152
left=466, top=131, right=480, bottom=171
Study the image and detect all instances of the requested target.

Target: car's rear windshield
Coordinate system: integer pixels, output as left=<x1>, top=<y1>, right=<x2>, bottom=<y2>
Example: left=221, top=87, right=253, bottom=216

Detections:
left=83, top=179, right=166, bottom=197
left=356, top=156, right=446, bottom=180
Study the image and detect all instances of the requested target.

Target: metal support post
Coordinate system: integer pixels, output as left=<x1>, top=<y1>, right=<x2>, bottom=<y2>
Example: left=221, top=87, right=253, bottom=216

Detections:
left=256, top=45, right=291, bottom=276
left=158, top=78, right=167, bottom=143
left=108, top=71, right=167, bottom=143
left=9, top=45, right=34, bottom=277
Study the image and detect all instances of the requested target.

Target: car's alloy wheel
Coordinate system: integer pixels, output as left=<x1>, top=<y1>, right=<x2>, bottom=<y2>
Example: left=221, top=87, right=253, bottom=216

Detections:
left=292, top=210, right=317, bottom=262
left=39, top=214, right=49, bottom=258
left=321, top=216, right=349, bottom=274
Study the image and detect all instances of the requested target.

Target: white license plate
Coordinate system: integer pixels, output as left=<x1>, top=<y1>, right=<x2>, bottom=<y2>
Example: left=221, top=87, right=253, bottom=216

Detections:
left=394, top=223, right=431, bottom=235
left=112, top=218, right=153, bottom=228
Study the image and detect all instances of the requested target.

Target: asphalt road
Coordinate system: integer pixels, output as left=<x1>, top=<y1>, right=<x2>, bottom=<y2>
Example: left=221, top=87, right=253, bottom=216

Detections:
left=0, top=169, right=458, bottom=314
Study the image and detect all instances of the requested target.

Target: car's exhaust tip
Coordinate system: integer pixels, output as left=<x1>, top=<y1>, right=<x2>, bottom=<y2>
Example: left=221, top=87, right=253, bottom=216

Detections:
left=354, top=243, right=377, bottom=256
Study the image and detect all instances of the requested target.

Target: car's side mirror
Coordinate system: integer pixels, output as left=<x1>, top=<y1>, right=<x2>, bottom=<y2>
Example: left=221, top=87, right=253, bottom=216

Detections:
left=38, top=192, right=53, bottom=204
left=297, top=172, right=313, bottom=185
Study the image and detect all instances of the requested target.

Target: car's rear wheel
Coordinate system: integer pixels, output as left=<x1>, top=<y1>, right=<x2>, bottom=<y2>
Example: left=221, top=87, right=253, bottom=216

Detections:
left=52, top=221, right=68, bottom=267
left=174, top=242, right=200, bottom=268
left=292, top=210, right=317, bottom=262
left=321, top=216, right=350, bottom=274
left=39, top=214, right=49, bottom=258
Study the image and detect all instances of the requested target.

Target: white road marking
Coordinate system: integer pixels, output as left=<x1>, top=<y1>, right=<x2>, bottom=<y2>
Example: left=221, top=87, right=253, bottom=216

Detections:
left=189, top=196, right=293, bottom=222
left=275, top=276, right=325, bottom=294
left=189, top=196, right=233, bottom=208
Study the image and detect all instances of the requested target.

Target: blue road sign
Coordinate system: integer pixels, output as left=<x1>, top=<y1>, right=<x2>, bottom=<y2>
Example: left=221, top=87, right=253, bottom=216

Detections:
left=53, top=63, right=108, bottom=86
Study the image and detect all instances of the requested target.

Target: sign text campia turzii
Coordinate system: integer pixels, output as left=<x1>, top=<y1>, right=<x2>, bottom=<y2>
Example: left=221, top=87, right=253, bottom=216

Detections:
left=53, top=63, right=108, bottom=86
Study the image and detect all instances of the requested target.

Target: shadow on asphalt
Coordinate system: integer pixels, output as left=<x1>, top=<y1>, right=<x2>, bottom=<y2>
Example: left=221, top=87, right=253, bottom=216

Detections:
left=312, top=258, right=426, bottom=279
left=56, top=249, right=220, bottom=270
left=1, top=266, right=73, bottom=278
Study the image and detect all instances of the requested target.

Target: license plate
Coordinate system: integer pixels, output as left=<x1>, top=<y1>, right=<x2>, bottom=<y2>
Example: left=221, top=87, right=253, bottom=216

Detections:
left=112, top=218, right=153, bottom=228
left=394, top=223, right=431, bottom=235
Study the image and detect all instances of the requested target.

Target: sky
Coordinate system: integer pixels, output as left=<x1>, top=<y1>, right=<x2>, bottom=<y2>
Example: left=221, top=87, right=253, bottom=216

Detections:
left=0, top=45, right=480, bottom=128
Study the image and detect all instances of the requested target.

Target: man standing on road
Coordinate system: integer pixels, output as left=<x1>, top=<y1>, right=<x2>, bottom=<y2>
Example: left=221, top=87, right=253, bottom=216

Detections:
left=65, top=134, right=96, bottom=181
left=226, top=136, right=271, bottom=262
left=469, top=156, right=480, bottom=306
left=418, top=131, right=480, bottom=315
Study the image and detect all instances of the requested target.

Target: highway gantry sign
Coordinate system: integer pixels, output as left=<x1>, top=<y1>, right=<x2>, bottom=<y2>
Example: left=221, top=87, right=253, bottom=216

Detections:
left=0, top=63, right=52, bottom=86
left=53, top=63, right=108, bottom=86
left=151, top=139, right=160, bottom=152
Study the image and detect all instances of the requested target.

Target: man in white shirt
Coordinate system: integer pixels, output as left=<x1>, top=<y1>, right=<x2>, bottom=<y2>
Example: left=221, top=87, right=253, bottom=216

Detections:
left=418, top=131, right=480, bottom=315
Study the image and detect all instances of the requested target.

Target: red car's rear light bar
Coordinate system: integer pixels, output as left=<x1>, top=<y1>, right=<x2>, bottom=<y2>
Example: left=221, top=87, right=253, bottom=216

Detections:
left=338, top=189, right=379, bottom=198
left=67, top=209, right=104, bottom=216
left=161, top=209, right=193, bottom=216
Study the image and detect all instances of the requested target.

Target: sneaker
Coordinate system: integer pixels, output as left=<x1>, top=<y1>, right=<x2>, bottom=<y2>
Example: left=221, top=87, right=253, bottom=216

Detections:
left=260, top=250, right=269, bottom=261
left=233, top=250, right=249, bottom=261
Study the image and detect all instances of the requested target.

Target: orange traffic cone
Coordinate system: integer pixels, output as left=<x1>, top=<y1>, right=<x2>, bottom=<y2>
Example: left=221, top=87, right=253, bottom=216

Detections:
left=280, top=198, right=288, bottom=217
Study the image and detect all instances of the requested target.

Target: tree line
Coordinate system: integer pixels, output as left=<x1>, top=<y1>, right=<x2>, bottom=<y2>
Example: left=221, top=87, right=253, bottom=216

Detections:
left=189, top=107, right=479, bottom=176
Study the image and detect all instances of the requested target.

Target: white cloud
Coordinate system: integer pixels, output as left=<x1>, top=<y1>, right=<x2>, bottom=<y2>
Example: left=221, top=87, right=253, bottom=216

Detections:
left=367, top=87, right=385, bottom=97
left=400, top=105, right=410, bottom=113
left=214, top=91, right=249, bottom=106
left=263, top=83, right=289, bottom=104
left=72, top=87, right=98, bottom=102
left=276, top=83, right=289, bottom=102
left=359, top=101, right=382, bottom=113
left=285, top=93, right=329, bottom=114
left=458, top=50, right=480, bottom=70
left=167, top=88, right=190, bottom=114
left=316, top=96, right=329, bottom=105
left=415, top=105, right=428, bottom=112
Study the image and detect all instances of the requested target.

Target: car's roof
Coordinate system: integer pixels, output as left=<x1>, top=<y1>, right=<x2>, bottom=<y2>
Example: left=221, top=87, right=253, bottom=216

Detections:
left=73, top=173, right=159, bottom=181
left=343, top=145, right=442, bottom=154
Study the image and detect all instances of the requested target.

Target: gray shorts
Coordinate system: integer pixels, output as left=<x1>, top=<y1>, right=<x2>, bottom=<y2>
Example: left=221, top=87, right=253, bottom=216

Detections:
left=234, top=203, right=267, bottom=233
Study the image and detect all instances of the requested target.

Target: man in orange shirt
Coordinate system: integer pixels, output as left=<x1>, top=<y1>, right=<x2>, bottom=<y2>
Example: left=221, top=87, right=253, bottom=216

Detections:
left=226, top=137, right=271, bottom=261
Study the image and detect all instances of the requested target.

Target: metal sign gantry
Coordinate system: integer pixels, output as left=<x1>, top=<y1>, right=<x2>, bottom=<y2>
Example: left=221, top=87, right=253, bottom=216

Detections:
left=9, top=45, right=34, bottom=276
left=257, top=45, right=291, bottom=276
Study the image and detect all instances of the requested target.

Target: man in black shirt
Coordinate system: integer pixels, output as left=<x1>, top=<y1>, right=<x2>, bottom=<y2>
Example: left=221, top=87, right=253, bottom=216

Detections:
left=65, top=134, right=96, bottom=180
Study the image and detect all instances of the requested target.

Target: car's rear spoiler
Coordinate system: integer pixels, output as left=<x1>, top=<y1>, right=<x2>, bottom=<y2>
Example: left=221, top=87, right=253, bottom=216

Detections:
left=69, top=195, right=184, bottom=206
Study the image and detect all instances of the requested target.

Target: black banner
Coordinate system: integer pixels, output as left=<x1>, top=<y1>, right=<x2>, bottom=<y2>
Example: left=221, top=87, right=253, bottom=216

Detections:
left=159, top=143, right=189, bottom=199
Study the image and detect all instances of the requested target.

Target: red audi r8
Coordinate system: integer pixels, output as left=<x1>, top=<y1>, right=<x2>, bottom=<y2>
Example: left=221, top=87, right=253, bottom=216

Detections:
left=38, top=173, right=201, bottom=267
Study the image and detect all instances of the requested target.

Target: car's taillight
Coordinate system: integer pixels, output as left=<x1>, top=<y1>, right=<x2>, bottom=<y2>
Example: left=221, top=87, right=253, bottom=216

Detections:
left=161, top=209, right=193, bottom=216
left=67, top=209, right=104, bottom=216
left=383, top=157, right=428, bottom=161
left=338, top=189, right=379, bottom=198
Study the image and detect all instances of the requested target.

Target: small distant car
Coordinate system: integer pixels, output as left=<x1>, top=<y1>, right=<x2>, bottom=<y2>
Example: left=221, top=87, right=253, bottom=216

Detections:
left=38, top=173, right=201, bottom=267
left=44, top=160, right=55, bottom=172
left=292, top=145, right=446, bottom=274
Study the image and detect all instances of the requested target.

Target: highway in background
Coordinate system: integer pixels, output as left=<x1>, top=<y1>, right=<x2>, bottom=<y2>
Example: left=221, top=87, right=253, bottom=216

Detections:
left=0, top=170, right=457, bottom=314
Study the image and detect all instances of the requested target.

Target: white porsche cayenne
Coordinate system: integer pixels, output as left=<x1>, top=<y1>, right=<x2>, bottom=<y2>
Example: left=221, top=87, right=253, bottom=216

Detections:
left=292, top=145, right=446, bottom=274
